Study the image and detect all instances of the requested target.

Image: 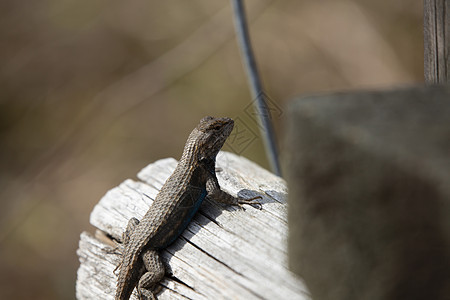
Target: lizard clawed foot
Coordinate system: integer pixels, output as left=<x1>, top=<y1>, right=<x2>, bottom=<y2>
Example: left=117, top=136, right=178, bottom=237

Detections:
left=103, top=242, right=124, bottom=275
left=112, top=261, right=122, bottom=275
left=237, top=195, right=263, bottom=210
left=103, top=240, right=123, bottom=255
left=137, top=288, right=157, bottom=300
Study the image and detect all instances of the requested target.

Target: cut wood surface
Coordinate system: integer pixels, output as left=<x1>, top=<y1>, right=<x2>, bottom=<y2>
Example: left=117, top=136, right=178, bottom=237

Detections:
left=76, top=151, right=309, bottom=300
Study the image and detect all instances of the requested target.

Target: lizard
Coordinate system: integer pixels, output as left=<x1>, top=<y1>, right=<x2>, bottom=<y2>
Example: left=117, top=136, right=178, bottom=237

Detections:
left=114, top=116, right=261, bottom=300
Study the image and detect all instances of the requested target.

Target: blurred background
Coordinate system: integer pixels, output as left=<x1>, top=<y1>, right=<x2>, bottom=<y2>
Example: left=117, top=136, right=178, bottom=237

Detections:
left=0, top=0, right=422, bottom=299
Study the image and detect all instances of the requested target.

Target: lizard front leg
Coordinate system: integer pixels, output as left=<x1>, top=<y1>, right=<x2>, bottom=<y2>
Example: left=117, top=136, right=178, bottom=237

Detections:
left=206, top=175, right=262, bottom=209
left=106, top=217, right=141, bottom=273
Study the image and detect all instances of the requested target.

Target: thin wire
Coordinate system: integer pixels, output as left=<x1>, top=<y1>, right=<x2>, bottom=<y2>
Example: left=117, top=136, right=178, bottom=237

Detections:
left=230, top=0, right=282, bottom=176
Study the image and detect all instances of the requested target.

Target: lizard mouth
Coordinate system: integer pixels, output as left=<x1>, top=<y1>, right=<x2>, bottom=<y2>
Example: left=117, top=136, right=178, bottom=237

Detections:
left=221, top=118, right=234, bottom=134
left=210, top=122, right=233, bottom=152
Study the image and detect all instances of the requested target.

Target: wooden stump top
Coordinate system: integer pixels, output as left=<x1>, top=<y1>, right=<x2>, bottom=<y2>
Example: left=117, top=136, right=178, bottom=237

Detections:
left=76, top=151, right=309, bottom=300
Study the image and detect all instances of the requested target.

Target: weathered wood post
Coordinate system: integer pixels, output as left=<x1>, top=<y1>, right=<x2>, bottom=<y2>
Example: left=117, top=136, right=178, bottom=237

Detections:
left=424, top=0, right=449, bottom=83
left=285, top=86, right=450, bottom=300
left=76, top=152, right=309, bottom=299
left=286, top=2, right=450, bottom=300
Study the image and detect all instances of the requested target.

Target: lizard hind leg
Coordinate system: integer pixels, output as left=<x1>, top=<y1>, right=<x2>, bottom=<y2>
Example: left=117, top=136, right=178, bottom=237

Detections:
left=107, top=217, right=141, bottom=274
left=123, top=217, right=140, bottom=244
left=138, top=250, right=165, bottom=300
left=106, top=217, right=140, bottom=254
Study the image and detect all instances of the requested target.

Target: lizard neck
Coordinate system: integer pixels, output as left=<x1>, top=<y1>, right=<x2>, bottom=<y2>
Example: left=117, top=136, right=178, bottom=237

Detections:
left=179, top=126, right=223, bottom=167
left=179, top=136, right=199, bottom=166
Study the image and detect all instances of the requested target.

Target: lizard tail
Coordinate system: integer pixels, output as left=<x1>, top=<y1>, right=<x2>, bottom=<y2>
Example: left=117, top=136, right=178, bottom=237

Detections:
left=115, top=253, right=142, bottom=300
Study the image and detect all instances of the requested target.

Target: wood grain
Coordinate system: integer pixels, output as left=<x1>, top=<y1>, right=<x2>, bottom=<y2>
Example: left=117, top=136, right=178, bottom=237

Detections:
left=76, top=151, right=309, bottom=300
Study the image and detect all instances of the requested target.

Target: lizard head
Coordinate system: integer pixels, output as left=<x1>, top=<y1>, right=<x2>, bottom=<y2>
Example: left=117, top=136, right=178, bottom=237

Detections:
left=187, top=116, right=234, bottom=161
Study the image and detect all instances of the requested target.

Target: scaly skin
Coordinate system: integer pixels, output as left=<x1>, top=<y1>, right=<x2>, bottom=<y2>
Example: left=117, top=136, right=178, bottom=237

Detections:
left=114, top=116, right=260, bottom=300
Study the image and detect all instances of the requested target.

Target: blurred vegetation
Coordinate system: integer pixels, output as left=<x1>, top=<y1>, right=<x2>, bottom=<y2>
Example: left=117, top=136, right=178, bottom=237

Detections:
left=0, top=0, right=422, bottom=299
